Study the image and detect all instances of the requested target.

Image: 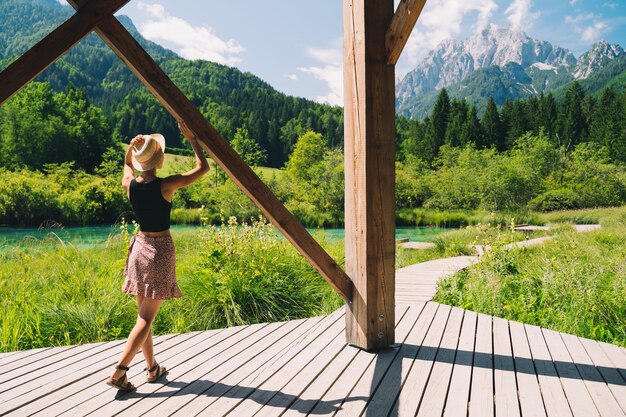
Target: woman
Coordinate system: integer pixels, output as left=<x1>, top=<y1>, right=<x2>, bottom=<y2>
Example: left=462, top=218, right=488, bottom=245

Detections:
left=106, top=120, right=209, bottom=391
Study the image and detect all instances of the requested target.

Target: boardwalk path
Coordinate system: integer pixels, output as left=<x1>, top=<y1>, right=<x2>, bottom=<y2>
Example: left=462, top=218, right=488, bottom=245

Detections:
left=2, top=223, right=624, bottom=416
left=398, top=223, right=602, bottom=302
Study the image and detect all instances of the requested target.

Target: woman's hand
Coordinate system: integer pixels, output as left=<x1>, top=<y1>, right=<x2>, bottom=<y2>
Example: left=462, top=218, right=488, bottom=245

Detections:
left=178, top=120, right=196, bottom=141
left=130, top=134, right=145, bottom=149
left=162, top=120, right=210, bottom=196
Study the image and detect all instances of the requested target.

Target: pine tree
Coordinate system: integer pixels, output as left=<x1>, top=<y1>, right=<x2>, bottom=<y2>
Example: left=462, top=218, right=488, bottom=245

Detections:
left=431, top=88, right=450, bottom=153
left=403, top=117, right=436, bottom=163
left=481, top=97, right=502, bottom=150
left=461, top=105, right=482, bottom=147
left=505, top=100, right=530, bottom=149
left=526, top=95, right=541, bottom=134
left=500, top=97, right=513, bottom=149
left=539, top=92, right=558, bottom=140
left=590, top=88, right=625, bottom=163
left=445, top=98, right=467, bottom=147
left=581, top=94, right=596, bottom=136
left=558, top=81, right=587, bottom=147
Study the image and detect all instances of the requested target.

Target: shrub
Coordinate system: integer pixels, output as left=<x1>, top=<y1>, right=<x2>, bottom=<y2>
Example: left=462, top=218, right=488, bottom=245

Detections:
left=172, top=217, right=343, bottom=329
left=528, top=188, right=580, bottom=212
left=60, top=178, right=130, bottom=224
left=0, top=169, right=62, bottom=225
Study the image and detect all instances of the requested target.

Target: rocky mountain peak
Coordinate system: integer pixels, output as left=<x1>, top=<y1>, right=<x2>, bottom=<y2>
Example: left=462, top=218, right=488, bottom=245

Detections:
left=467, top=24, right=575, bottom=68
left=396, top=25, right=576, bottom=102
left=396, top=26, right=623, bottom=119
left=574, top=40, right=625, bottom=79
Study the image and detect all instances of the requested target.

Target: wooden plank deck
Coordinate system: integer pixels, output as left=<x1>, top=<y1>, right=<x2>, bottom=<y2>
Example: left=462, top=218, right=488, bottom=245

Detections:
left=395, top=256, right=478, bottom=304
left=2, top=301, right=625, bottom=417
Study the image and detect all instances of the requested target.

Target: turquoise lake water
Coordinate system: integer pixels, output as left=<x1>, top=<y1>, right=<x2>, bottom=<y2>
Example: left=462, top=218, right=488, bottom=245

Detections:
left=0, top=225, right=449, bottom=247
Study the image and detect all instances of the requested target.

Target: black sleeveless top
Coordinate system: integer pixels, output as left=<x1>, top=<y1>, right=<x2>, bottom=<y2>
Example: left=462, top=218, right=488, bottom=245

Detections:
left=129, top=178, right=172, bottom=232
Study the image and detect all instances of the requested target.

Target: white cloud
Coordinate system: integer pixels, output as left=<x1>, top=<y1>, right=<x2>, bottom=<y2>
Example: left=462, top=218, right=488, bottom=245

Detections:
left=569, top=0, right=581, bottom=6
left=135, top=2, right=244, bottom=65
left=285, top=74, right=299, bottom=81
left=402, top=0, right=498, bottom=66
left=297, top=42, right=343, bottom=106
left=564, top=12, right=610, bottom=43
left=308, top=48, right=342, bottom=66
left=505, top=0, right=540, bottom=30
left=298, top=65, right=342, bottom=106
left=581, top=21, right=609, bottom=42
left=602, top=2, right=618, bottom=8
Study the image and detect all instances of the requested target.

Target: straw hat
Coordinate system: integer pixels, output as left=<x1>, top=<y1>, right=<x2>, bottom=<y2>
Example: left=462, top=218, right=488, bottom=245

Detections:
left=131, top=134, right=165, bottom=172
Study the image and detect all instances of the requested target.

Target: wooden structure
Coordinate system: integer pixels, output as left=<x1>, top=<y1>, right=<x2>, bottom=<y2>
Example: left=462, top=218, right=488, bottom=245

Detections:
left=4, top=4, right=626, bottom=415
left=343, top=0, right=427, bottom=349
left=0, top=0, right=428, bottom=349
left=2, top=276, right=625, bottom=416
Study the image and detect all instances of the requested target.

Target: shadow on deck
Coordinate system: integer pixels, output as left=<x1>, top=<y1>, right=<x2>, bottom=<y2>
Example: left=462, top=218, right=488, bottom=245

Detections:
left=1, top=302, right=625, bottom=417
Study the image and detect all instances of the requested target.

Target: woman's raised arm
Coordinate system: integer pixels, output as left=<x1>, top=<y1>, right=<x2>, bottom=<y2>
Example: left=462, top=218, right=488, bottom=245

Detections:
left=162, top=121, right=210, bottom=198
left=122, top=135, right=143, bottom=191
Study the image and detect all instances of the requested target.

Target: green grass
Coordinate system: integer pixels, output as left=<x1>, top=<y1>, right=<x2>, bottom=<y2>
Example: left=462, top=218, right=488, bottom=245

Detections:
left=434, top=206, right=626, bottom=347
left=395, top=221, right=550, bottom=268
left=398, top=208, right=545, bottom=228
left=537, top=206, right=619, bottom=226
left=396, top=246, right=444, bottom=268
left=0, top=218, right=342, bottom=352
left=3, top=206, right=624, bottom=351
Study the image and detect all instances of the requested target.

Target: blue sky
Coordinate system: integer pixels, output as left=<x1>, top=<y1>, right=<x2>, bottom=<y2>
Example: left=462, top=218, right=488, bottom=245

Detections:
left=101, top=0, right=626, bottom=106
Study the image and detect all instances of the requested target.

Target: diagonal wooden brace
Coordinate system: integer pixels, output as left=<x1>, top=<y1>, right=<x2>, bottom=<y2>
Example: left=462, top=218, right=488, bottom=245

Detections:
left=0, top=0, right=130, bottom=105
left=385, top=0, right=427, bottom=65
left=65, top=1, right=353, bottom=303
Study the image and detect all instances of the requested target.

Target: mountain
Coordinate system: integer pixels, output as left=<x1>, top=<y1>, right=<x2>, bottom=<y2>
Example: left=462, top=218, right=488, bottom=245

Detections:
left=396, top=25, right=624, bottom=119
left=573, top=40, right=625, bottom=79
left=552, top=54, right=626, bottom=101
left=396, top=25, right=575, bottom=102
left=0, top=0, right=343, bottom=167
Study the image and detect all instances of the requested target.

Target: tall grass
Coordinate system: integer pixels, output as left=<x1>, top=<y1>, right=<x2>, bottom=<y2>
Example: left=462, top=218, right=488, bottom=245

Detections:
left=434, top=206, right=626, bottom=346
left=4, top=206, right=624, bottom=351
left=398, top=208, right=545, bottom=228
left=0, top=234, right=135, bottom=351
left=0, top=218, right=343, bottom=352
left=162, top=217, right=343, bottom=331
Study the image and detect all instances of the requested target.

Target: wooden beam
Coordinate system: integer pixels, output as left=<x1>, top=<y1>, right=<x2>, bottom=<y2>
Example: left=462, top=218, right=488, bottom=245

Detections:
left=65, top=1, right=353, bottom=303
left=385, top=0, right=427, bottom=65
left=344, top=0, right=396, bottom=350
left=0, top=0, right=130, bottom=105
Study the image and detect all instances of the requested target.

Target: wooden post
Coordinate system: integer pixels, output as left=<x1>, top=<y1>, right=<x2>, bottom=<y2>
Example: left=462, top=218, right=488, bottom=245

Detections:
left=344, top=0, right=396, bottom=350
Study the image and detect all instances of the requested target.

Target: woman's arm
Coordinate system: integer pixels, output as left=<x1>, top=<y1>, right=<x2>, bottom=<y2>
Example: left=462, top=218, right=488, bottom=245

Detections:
left=162, top=121, right=210, bottom=198
left=122, top=135, right=143, bottom=191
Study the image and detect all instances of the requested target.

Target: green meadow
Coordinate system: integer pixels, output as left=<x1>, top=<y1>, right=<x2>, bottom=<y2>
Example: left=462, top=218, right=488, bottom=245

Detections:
left=0, top=218, right=343, bottom=352
left=2, top=207, right=624, bottom=352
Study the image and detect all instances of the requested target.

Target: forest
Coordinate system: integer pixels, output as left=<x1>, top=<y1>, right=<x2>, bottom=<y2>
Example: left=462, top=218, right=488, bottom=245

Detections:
left=0, top=80, right=625, bottom=227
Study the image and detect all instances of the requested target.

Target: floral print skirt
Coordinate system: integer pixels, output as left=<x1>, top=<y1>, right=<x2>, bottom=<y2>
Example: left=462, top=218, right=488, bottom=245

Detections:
left=122, top=234, right=182, bottom=300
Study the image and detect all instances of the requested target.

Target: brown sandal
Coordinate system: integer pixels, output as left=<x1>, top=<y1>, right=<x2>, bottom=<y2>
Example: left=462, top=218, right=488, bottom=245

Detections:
left=145, top=362, right=167, bottom=383
left=106, top=365, right=136, bottom=391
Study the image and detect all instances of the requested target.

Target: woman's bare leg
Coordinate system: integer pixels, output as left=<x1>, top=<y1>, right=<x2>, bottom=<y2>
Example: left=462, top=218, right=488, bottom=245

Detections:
left=135, top=296, right=156, bottom=370
left=111, top=296, right=162, bottom=380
